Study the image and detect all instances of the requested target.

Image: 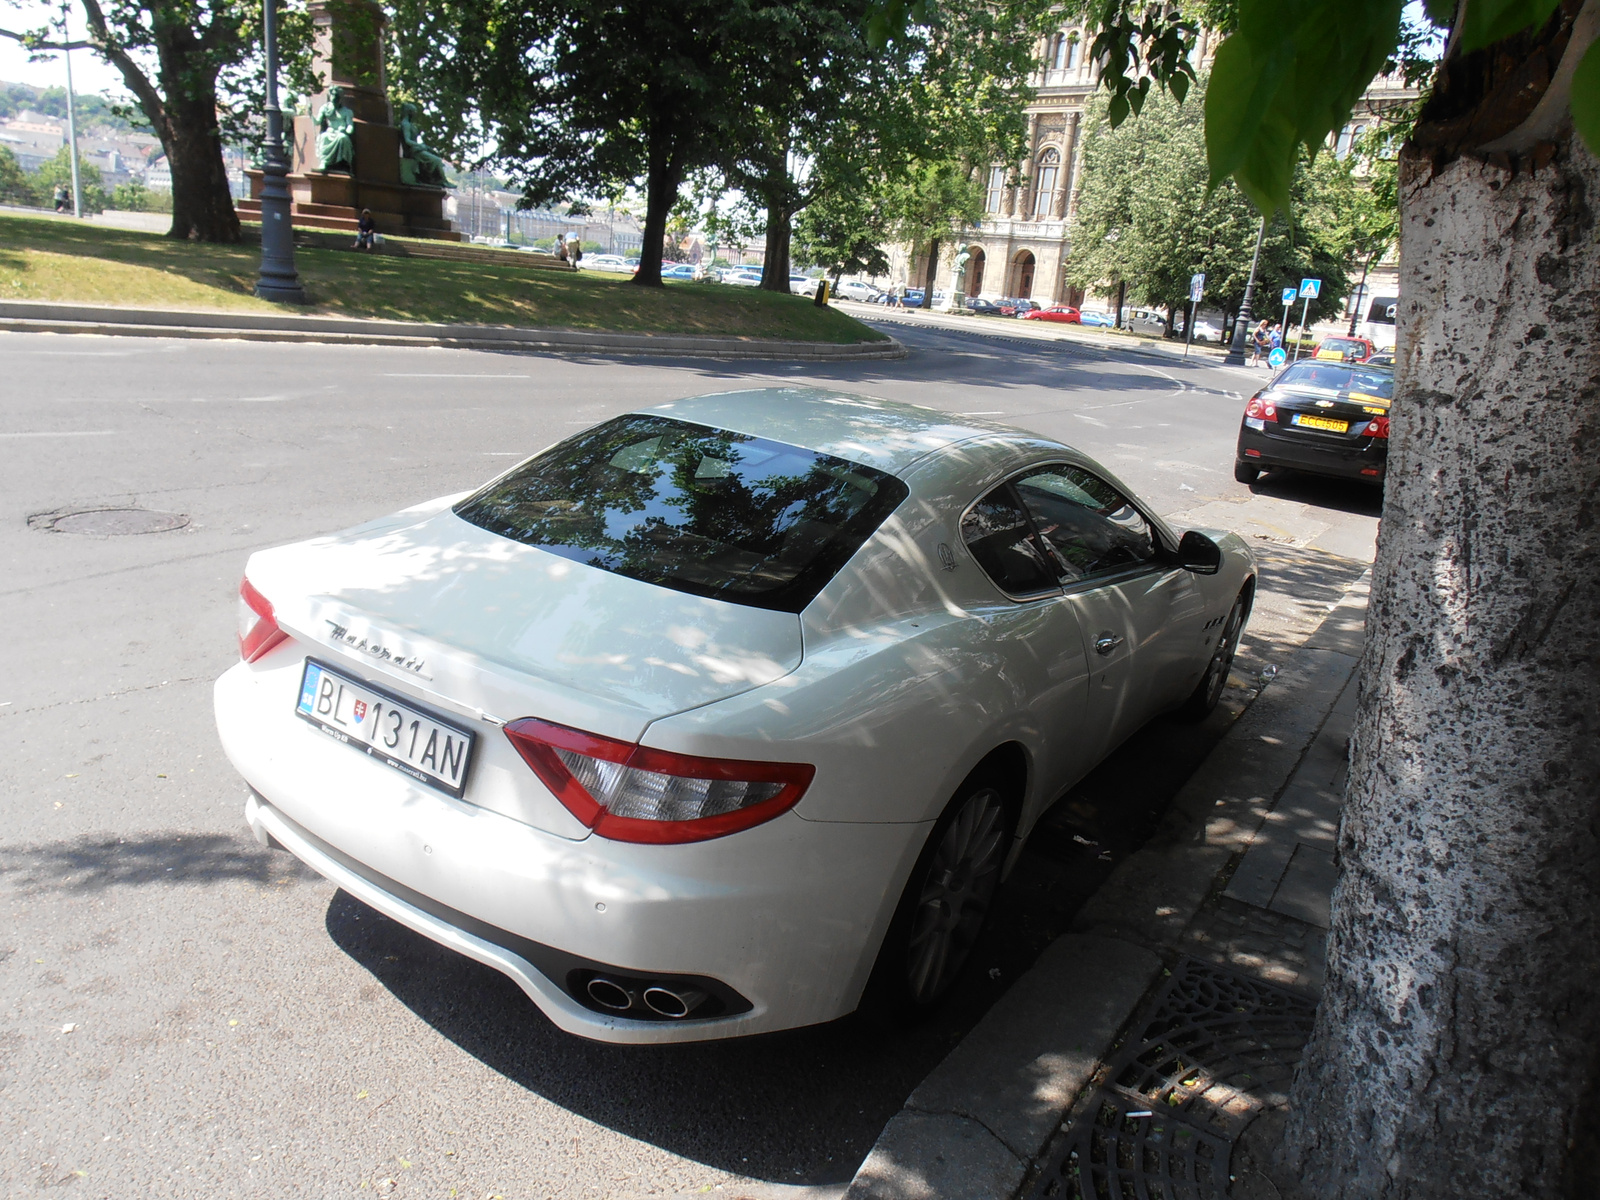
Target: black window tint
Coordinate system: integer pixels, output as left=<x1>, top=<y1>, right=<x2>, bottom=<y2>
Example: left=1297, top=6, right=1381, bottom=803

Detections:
left=961, top=485, right=1059, bottom=596
left=453, top=415, right=908, bottom=613
left=1013, top=466, right=1156, bottom=582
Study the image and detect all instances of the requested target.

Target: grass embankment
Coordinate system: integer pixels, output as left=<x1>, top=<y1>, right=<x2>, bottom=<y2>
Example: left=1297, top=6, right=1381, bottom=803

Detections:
left=0, top=212, right=885, bottom=343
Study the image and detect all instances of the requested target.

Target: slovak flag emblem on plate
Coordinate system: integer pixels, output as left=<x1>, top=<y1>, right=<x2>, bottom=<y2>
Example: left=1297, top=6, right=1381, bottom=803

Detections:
left=353, top=700, right=367, bottom=722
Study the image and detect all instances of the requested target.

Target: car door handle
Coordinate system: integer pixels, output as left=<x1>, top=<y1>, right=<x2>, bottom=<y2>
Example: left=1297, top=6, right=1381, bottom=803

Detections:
left=1094, top=633, right=1123, bottom=656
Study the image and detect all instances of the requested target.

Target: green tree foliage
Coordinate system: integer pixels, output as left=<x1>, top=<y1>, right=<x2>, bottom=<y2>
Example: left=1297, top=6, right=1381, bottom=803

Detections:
left=1066, top=82, right=1352, bottom=328
left=390, top=0, right=757, bottom=287
left=0, top=145, right=33, bottom=204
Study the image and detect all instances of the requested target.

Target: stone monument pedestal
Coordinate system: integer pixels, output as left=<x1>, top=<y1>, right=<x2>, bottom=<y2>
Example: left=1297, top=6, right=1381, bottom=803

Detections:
left=237, top=0, right=459, bottom=241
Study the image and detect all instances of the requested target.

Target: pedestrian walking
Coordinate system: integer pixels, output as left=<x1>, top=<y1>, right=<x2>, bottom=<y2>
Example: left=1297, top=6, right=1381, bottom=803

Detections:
left=1269, top=322, right=1283, bottom=352
left=555, top=237, right=569, bottom=263
left=1250, top=319, right=1270, bottom=366
left=53, top=183, right=69, bottom=213
left=353, top=209, right=376, bottom=250
left=568, top=236, right=583, bottom=268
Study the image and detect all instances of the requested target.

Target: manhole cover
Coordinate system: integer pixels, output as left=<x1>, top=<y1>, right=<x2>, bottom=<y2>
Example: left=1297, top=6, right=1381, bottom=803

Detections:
left=32, top=508, right=191, bottom=536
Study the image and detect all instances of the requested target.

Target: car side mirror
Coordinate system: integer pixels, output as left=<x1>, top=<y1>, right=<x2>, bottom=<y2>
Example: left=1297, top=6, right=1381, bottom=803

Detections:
left=1177, top=530, right=1222, bottom=575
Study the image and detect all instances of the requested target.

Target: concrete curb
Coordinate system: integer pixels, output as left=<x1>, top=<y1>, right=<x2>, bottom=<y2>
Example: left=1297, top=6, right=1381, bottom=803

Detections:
left=0, top=301, right=907, bottom=361
left=844, top=575, right=1372, bottom=1199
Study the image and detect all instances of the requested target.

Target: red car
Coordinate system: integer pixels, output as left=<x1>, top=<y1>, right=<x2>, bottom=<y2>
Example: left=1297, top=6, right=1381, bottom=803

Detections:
left=1312, top=336, right=1375, bottom=363
left=1022, top=306, right=1082, bottom=324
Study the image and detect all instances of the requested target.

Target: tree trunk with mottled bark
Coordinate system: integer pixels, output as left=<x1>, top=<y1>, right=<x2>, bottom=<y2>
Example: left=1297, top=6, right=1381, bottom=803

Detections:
left=165, top=97, right=241, bottom=243
left=760, top=204, right=793, bottom=293
left=1280, top=6, right=1600, bottom=1195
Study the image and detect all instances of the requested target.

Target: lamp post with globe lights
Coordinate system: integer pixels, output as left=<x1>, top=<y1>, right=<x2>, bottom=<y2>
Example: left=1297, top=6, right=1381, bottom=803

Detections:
left=254, top=0, right=306, bottom=302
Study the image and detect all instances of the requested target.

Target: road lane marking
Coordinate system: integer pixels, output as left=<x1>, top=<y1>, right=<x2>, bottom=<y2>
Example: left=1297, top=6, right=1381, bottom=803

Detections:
left=0, top=430, right=118, bottom=438
left=383, top=373, right=531, bottom=379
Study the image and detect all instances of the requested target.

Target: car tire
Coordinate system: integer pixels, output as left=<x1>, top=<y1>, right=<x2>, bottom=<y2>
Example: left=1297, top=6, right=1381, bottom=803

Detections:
left=1233, top=461, right=1260, bottom=485
left=863, top=768, right=1017, bottom=1020
left=1176, top=587, right=1251, bottom=723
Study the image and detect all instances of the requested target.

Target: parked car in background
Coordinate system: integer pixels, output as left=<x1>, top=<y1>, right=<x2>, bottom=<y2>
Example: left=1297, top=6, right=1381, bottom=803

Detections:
left=1312, top=336, right=1375, bottom=363
left=1077, top=310, right=1115, bottom=327
left=724, top=270, right=764, bottom=287
left=1124, top=307, right=1167, bottom=331
left=661, top=264, right=701, bottom=281
left=832, top=280, right=881, bottom=302
left=219, top=387, right=1257, bottom=1044
left=1184, top=320, right=1228, bottom=342
left=1236, top=360, right=1395, bottom=486
left=966, top=298, right=1006, bottom=316
left=1366, top=351, right=1396, bottom=368
left=579, top=254, right=631, bottom=273
left=1023, top=306, right=1082, bottom=324
left=1003, top=299, right=1039, bottom=317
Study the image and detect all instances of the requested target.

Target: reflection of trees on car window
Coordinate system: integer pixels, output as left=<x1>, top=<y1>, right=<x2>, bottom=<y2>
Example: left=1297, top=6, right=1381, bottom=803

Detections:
left=453, top=416, right=906, bottom=611
left=1012, top=466, right=1154, bottom=582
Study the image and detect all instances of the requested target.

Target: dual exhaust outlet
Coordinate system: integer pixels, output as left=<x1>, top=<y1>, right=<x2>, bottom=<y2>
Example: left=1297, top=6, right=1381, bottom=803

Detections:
left=585, top=976, right=708, bottom=1019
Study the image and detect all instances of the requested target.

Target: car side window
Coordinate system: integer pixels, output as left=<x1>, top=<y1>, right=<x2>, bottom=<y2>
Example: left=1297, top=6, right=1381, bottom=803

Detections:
left=1011, top=465, right=1156, bottom=582
left=960, top=484, right=1060, bottom=596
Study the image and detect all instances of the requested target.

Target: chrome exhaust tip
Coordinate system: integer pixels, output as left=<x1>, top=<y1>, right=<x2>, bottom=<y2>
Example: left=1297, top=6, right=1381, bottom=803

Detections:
left=585, top=977, right=634, bottom=1012
left=642, top=985, right=707, bottom=1019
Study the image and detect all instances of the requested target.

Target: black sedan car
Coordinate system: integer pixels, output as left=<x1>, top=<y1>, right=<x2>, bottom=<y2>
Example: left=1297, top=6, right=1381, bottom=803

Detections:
left=1235, top=360, right=1393, bottom=486
left=966, top=297, right=1007, bottom=316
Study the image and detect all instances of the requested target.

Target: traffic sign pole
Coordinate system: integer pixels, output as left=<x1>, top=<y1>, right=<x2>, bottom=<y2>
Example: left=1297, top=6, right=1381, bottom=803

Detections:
left=1292, top=278, right=1322, bottom=362
left=1185, top=271, right=1204, bottom=360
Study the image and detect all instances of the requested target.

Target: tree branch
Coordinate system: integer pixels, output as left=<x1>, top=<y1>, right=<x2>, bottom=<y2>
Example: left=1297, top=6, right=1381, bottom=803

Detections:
left=0, top=27, right=93, bottom=50
left=74, top=0, right=169, bottom=139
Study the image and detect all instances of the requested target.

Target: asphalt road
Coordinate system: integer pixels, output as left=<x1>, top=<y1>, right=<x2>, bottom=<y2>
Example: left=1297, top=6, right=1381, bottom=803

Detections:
left=0, top=320, right=1379, bottom=1199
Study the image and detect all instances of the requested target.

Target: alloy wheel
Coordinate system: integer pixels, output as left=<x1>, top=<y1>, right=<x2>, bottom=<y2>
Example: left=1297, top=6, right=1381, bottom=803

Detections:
left=1201, top=597, right=1246, bottom=712
left=905, top=787, right=1008, bottom=1004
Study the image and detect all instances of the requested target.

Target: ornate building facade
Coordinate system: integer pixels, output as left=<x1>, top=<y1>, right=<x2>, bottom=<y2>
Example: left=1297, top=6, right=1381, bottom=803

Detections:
left=888, top=24, right=1418, bottom=313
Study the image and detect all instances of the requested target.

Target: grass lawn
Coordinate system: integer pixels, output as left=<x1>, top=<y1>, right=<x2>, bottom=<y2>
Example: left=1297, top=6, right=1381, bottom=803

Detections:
left=0, top=212, right=886, bottom=344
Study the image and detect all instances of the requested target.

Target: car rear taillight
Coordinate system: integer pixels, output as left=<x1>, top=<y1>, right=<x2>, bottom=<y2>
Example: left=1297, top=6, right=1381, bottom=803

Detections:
left=1363, top=415, right=1390, bottom=439
left=237, top=578, right=289, bottom=662
left=1244, top=394, right=1277, bottom=420
left=504, top=717, right=815, bottom=844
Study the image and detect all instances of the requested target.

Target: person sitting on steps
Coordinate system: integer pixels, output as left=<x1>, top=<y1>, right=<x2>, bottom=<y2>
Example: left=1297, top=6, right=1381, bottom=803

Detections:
left=354, top=209, right=376, bottom=251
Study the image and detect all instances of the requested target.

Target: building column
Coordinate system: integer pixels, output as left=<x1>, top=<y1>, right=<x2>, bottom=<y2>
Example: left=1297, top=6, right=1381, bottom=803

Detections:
left=1055, top=112, right=1080, bottom=220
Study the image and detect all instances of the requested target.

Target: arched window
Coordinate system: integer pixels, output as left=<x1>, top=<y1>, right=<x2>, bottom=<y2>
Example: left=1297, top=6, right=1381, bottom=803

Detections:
left=1051, top=33, right=1068, bottom=71
left=986, top=165, right=1007, bottom=213
left=1033, top=148, right=1061, bottom=218
left=1066, top=34, right=1081, bottom=69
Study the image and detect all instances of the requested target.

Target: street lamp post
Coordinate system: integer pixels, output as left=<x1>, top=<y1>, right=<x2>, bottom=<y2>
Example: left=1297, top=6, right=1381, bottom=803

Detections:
left=254, top=0, right=305, bottom=302
left=60, top=3, right=82, bottom=218
left=1224, top=215, right=1267, bottom=366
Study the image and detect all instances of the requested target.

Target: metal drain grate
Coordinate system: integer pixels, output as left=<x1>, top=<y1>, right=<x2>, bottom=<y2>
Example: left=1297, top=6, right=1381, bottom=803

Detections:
left=1026, top=958, right=1316, bottom=1200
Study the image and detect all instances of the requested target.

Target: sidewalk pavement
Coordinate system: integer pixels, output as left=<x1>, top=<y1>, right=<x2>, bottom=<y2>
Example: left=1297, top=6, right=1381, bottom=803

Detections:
left=832, top=301, right=1249, bottom=370
left=0, top=300, right=907, bottom=361
left=845, top=572, right=1370, bottom=1199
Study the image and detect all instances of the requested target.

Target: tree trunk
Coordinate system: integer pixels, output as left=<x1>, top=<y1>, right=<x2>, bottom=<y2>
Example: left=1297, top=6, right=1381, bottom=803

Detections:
left=1279, top=31, right=1600, bottom=1199
left=759, top=203, right=792, bottom=293
left=165, top=97, right=240, bottom=243
left=923, top=235, right=941, bottom=306
left=631, top=152, right=682, bottom=288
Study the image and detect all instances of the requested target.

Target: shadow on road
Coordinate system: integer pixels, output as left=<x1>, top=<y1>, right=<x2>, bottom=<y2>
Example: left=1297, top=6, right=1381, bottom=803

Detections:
left=0, top=832, right=316, bottom=894
left=1247, top=470, right=1384, bottom=519
left=321, top=696, right=1248, bottom=1186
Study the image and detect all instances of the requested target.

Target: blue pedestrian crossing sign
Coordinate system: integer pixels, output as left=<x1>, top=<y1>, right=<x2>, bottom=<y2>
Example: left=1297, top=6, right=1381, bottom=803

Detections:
left=1281, top=287, right=1298, bottom=307
left=1299, top=278, right=1322, bottom=298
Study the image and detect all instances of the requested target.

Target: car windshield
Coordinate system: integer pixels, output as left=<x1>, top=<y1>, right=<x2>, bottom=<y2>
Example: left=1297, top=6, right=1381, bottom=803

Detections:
left=454, top=415, right=909, bottom=613
left=1275, top=361, right=1395, bottom=399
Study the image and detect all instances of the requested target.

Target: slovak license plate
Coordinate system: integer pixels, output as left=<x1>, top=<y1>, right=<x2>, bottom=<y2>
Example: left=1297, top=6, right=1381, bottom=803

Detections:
left=1293, top=413, right=1349, bottom=432
left=295, top=658, right=475, bottom=798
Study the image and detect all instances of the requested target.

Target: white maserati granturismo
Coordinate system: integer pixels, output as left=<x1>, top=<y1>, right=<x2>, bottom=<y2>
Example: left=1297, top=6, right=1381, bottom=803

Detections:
left=214, top=388, right=1255, bottom=1043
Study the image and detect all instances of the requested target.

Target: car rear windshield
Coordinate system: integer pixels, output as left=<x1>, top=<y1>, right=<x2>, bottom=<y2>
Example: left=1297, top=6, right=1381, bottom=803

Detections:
left=1276, top=361, right=1395, bottom=399
left=454, top=415, right=909, bottom=613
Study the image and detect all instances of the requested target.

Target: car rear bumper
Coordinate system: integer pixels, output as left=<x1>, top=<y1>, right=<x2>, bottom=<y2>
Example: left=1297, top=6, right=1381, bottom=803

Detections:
left=1237, top=422, right=1387, bottom=481
left=215, top=657, right=927, bottom=1043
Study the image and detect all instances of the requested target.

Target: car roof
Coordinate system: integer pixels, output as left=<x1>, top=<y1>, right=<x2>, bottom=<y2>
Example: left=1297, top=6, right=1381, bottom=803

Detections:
left=636, top=387, right=1031, bottom=474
